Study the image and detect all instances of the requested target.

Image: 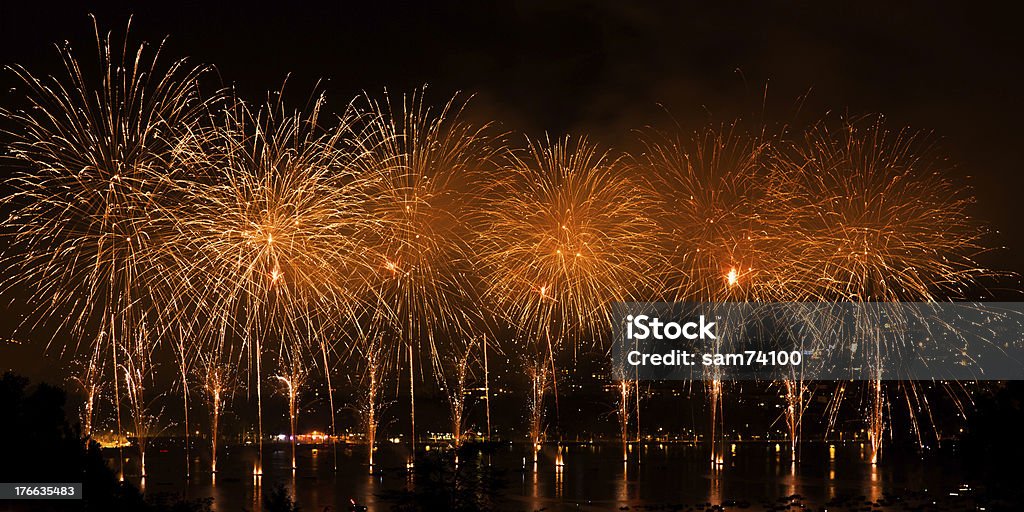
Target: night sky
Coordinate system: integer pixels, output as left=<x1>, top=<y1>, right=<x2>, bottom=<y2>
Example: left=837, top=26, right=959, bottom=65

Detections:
left=2, top=1, right=1024, bottom=384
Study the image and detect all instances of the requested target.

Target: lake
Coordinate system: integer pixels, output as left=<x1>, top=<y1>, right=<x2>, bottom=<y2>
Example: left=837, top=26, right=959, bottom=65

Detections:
left=108, top=439, right=1004, bottom=511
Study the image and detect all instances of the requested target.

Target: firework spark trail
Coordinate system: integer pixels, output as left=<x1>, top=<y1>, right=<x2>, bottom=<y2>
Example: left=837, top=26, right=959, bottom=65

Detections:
left=0, top=18, right=212, bottom=480
left=353, top=89, right=499, bottom=452
left=355, top=335, right=387, bottom=470
left=68, top=342, right=105, bottom=439
left=769, top=306, right=829, bottom=462
left=525, top=354, right=551, bottom=462
left=444, top=337, right=477, bottom=449
left=317, top=336, right=341, bottom=472
left=275, top=352, right=308, bottom=471
left=477, top=135, right=661, bottom=444
left=121, top=326, right=159, bottom=479
left=617, top=380, right=631, bottom=461
left=782, top=376, right=803, bottom=460
left=770, top=115, right=992, bottom=463
left=195, top=347, right=237, bottom=474
left=482, top=334, right=493, bottom=442
left=169, top=336, right=195, bottom=477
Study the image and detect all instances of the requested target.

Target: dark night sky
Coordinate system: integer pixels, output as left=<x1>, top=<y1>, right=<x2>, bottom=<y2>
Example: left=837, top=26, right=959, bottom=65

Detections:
left=3, top=2, right=1023, bottom=264
left=2, top=2, right=1024, bottom=383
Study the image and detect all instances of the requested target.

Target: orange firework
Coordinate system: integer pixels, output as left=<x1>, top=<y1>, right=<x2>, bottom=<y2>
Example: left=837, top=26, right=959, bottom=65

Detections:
left=275, top=352, right=308, bottom=471
left=68, top=342, right=105, bottom=439
left=194, top=347, right=237, bottom=475
left=636, top=123, right=800, bottom=303
left=477, top=135, right=661, bottom=444
left=165, top=90, right=376, bottom=475
left=524, top=353, right=552, bottom=457
left=353, top=89, right=500, bottom=450
left=771, top=115, right=991, bottom=463
left=443, top=337, right=478, bottom=449
left=771, top=116, right=987, bottom=303
left=636, top=123, right=791, bottom=463
left=478, top=135, right=662, bottom=347
left=0, top=19, right=212, bottom=480
left=354, top=334, right=387, bottom=470
left=120, top=324, right=159, bottom=479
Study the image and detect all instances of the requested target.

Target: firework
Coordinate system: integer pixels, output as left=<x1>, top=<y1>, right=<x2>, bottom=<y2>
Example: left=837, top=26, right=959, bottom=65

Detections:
left=195, top=348, right=237, bottom=474
left=637, top=124, right=785, bottom=463
left=482, top=334, right=493, bottom=442
left=166, top=89, right=374, bottom=475
left=169, top=336, right=196, bottom=477
left=354, top=335, right=387, bottom=470
left=781, top=379, right=804, bottom=461
left=617, top=380, right=632, bottom=461
left=638, top=124, right=803, bottom=301
left=444, top=337, right=478, bottom=449
left=770, top=115, right=990, bottom=462
left=477, top=135, right=661, bottom=442
left=771, top=117, right=987, bottom=303
left=120, top=326, right=159, bottom=478
left=353, top=89, right=499, bottom=450
left=634, top=381, right=643, bottom=444
left=275, top=352, right=308, bottom=471
left=525, top=354, right=551, bottom=462
left=68, top=342, right=104, bottom=439
left=0, top=19, right=212, bottom=479
left=480, top=135, right=661, bottom=343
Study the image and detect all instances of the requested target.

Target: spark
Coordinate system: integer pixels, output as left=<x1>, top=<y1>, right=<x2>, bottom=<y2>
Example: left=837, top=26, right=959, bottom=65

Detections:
left=726, top=268, right=739, bottom=286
